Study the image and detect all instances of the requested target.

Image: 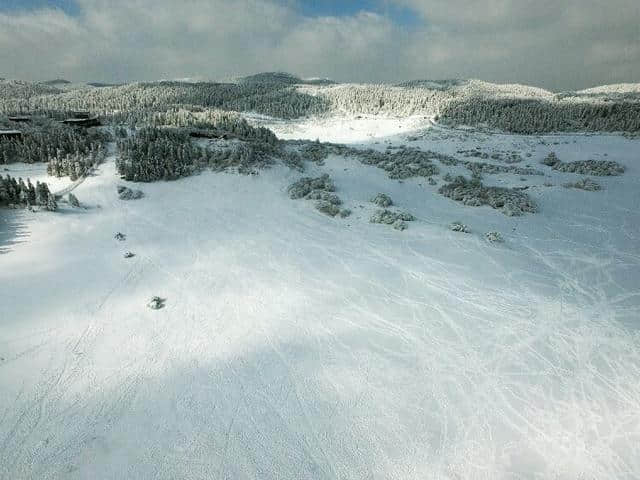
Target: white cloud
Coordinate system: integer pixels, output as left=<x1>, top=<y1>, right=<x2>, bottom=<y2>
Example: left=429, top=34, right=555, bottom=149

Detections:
left=0, top=0, right=638, bottom=90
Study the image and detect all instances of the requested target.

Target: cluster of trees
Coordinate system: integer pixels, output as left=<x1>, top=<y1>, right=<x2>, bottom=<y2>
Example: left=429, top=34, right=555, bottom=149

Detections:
left=316, top=84, right=448, bottom=116
left=110, top=108, right=278, bottom=144
left=0, top=175, right=57, bottom=210
left=2, top=81, right=329, bottom=119
left=0, top=117, right=110, bottom=166
left=0, top=79, right=60, bottom=103
left=116, top=124, right=284, bottom=181
left=47, top=143, right=107, bottom=179
left=438, top=97, right=640, bottom=134
left=116, top=127, right=205, bottom=182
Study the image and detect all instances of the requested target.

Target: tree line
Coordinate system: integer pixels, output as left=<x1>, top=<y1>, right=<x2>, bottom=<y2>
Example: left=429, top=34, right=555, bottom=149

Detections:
left=0, top=116, right=111, bottom=168
left=0, top=174, right=57, bottom=210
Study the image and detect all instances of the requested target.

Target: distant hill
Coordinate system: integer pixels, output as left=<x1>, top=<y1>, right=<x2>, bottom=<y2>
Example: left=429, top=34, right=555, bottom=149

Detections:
left=87, top=82, right=124, bottom=88
left=41, top=79, right=71, bottom=85
left=0, top=79, right=61, bottom=99
left=395, top=79, right=468, bottom=90
left=237, top=72, right=336, bottom=86
left=237, top=72, right=302, bottom=85
left=0, top=73, right=639, bottom=133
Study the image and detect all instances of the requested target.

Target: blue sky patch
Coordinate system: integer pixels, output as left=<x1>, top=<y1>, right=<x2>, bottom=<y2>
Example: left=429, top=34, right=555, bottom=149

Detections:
left=295, top=0, right=422, bottom=26
left=0, top=0, right=79, bottom=15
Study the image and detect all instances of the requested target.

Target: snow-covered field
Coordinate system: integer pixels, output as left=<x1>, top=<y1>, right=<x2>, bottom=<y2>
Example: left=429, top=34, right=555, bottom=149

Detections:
left=1, top=118, right=640, bottom=479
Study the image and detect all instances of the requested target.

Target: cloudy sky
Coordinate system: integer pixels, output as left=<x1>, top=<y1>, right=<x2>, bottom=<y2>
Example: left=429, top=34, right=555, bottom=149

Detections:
left=1, top=0, right=638, bottom=90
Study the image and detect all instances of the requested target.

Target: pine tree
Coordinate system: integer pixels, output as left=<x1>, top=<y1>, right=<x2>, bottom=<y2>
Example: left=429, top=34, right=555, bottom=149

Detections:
left=46, top=192, right=58, bottom=211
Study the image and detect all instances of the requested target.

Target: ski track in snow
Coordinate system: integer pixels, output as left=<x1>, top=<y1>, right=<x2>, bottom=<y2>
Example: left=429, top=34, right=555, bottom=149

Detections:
left=1, top=118, right=640, bottom=479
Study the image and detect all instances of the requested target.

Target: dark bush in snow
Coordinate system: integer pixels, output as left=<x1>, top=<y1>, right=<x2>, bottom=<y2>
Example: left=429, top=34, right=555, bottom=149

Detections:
left=449, top=221, right=471, bottom=233
left=371, top=193, right=393, bottom=207
left=485, top=231, right=505, bottom=243
left=114, top=232, right=126, bottom=241
left=306, top=190, right=341, bottom=205
left=290, top=141, right=445, bottom=180
left=438, top=176, right=537, bottom=216
left=287, top=174, right=349, bottom=219
left=67, top=193, right=80, bottom=207
left=552, top=159, right=625, bottom=176
left=287, top=174, right=335, bottom=199
left=370, top=209, right=416, bottom=231
left=541, top=152, right=560, bottom=166
left=458, top=148, right=523, bottom=164
left=563, top=177, right=602, bottom=191
left=147, top=296, right=166, bottom=310
left=436, top=153, right=542, bottom=176
left=117, top=185, right=145, bottom=200
left=393, top=220, right=408, bottom=231
left=315, top=200, right=341, bottom=217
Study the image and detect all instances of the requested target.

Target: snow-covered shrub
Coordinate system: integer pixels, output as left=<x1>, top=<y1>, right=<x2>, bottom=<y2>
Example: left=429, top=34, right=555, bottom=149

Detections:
left=563, top=177, right=602, bottom=191
left=541, top=152, right=560, bottom=166
left=436, top=152, right=541, bottom=176
left=465, top=161, right=542, bottom=176
left=438, top=176, right=537, bottom=216
left=114, top=232, right=126, bottom=241
left=356, top=148, right=440, bottom=179
left=306, top=191, right=341, bottom=205
left=287, top=174, right=350, bottom=219
left=371, top=193, right=393, bottom=207
left=370, top=209, right=416, bottom=231
left=147, top=296, right=166, bottom=310
left=449, top=221, right=471, bottom=233
left=393, top=220, right=408, bottom=231
left=485, top=231, right=504, bottom=243
left=117, top=185, right=145, bottom=200
left=552, top=159, right=625, bottom=176
left=288, top=141, right=446, bottom=180
left=458, top=148, right=523, bottom=164
left=67, top=193, right=80, bottom=207
left=287, top=174, right=335, bottom=199
left=315, top=200, right=341, bottom=217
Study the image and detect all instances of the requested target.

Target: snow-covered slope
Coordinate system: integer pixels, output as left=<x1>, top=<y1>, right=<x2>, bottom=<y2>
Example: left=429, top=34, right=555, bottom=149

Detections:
left=1, top=119, right=639, bottom=479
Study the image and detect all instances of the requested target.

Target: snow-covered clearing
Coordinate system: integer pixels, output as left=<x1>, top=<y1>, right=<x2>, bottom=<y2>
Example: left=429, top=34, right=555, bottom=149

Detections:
left=1, top=118, right=640, bottom=479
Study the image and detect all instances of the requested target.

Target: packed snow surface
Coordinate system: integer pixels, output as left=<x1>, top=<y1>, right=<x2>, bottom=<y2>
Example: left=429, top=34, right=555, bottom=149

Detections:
left=1, top=117, right=640, bottom=479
